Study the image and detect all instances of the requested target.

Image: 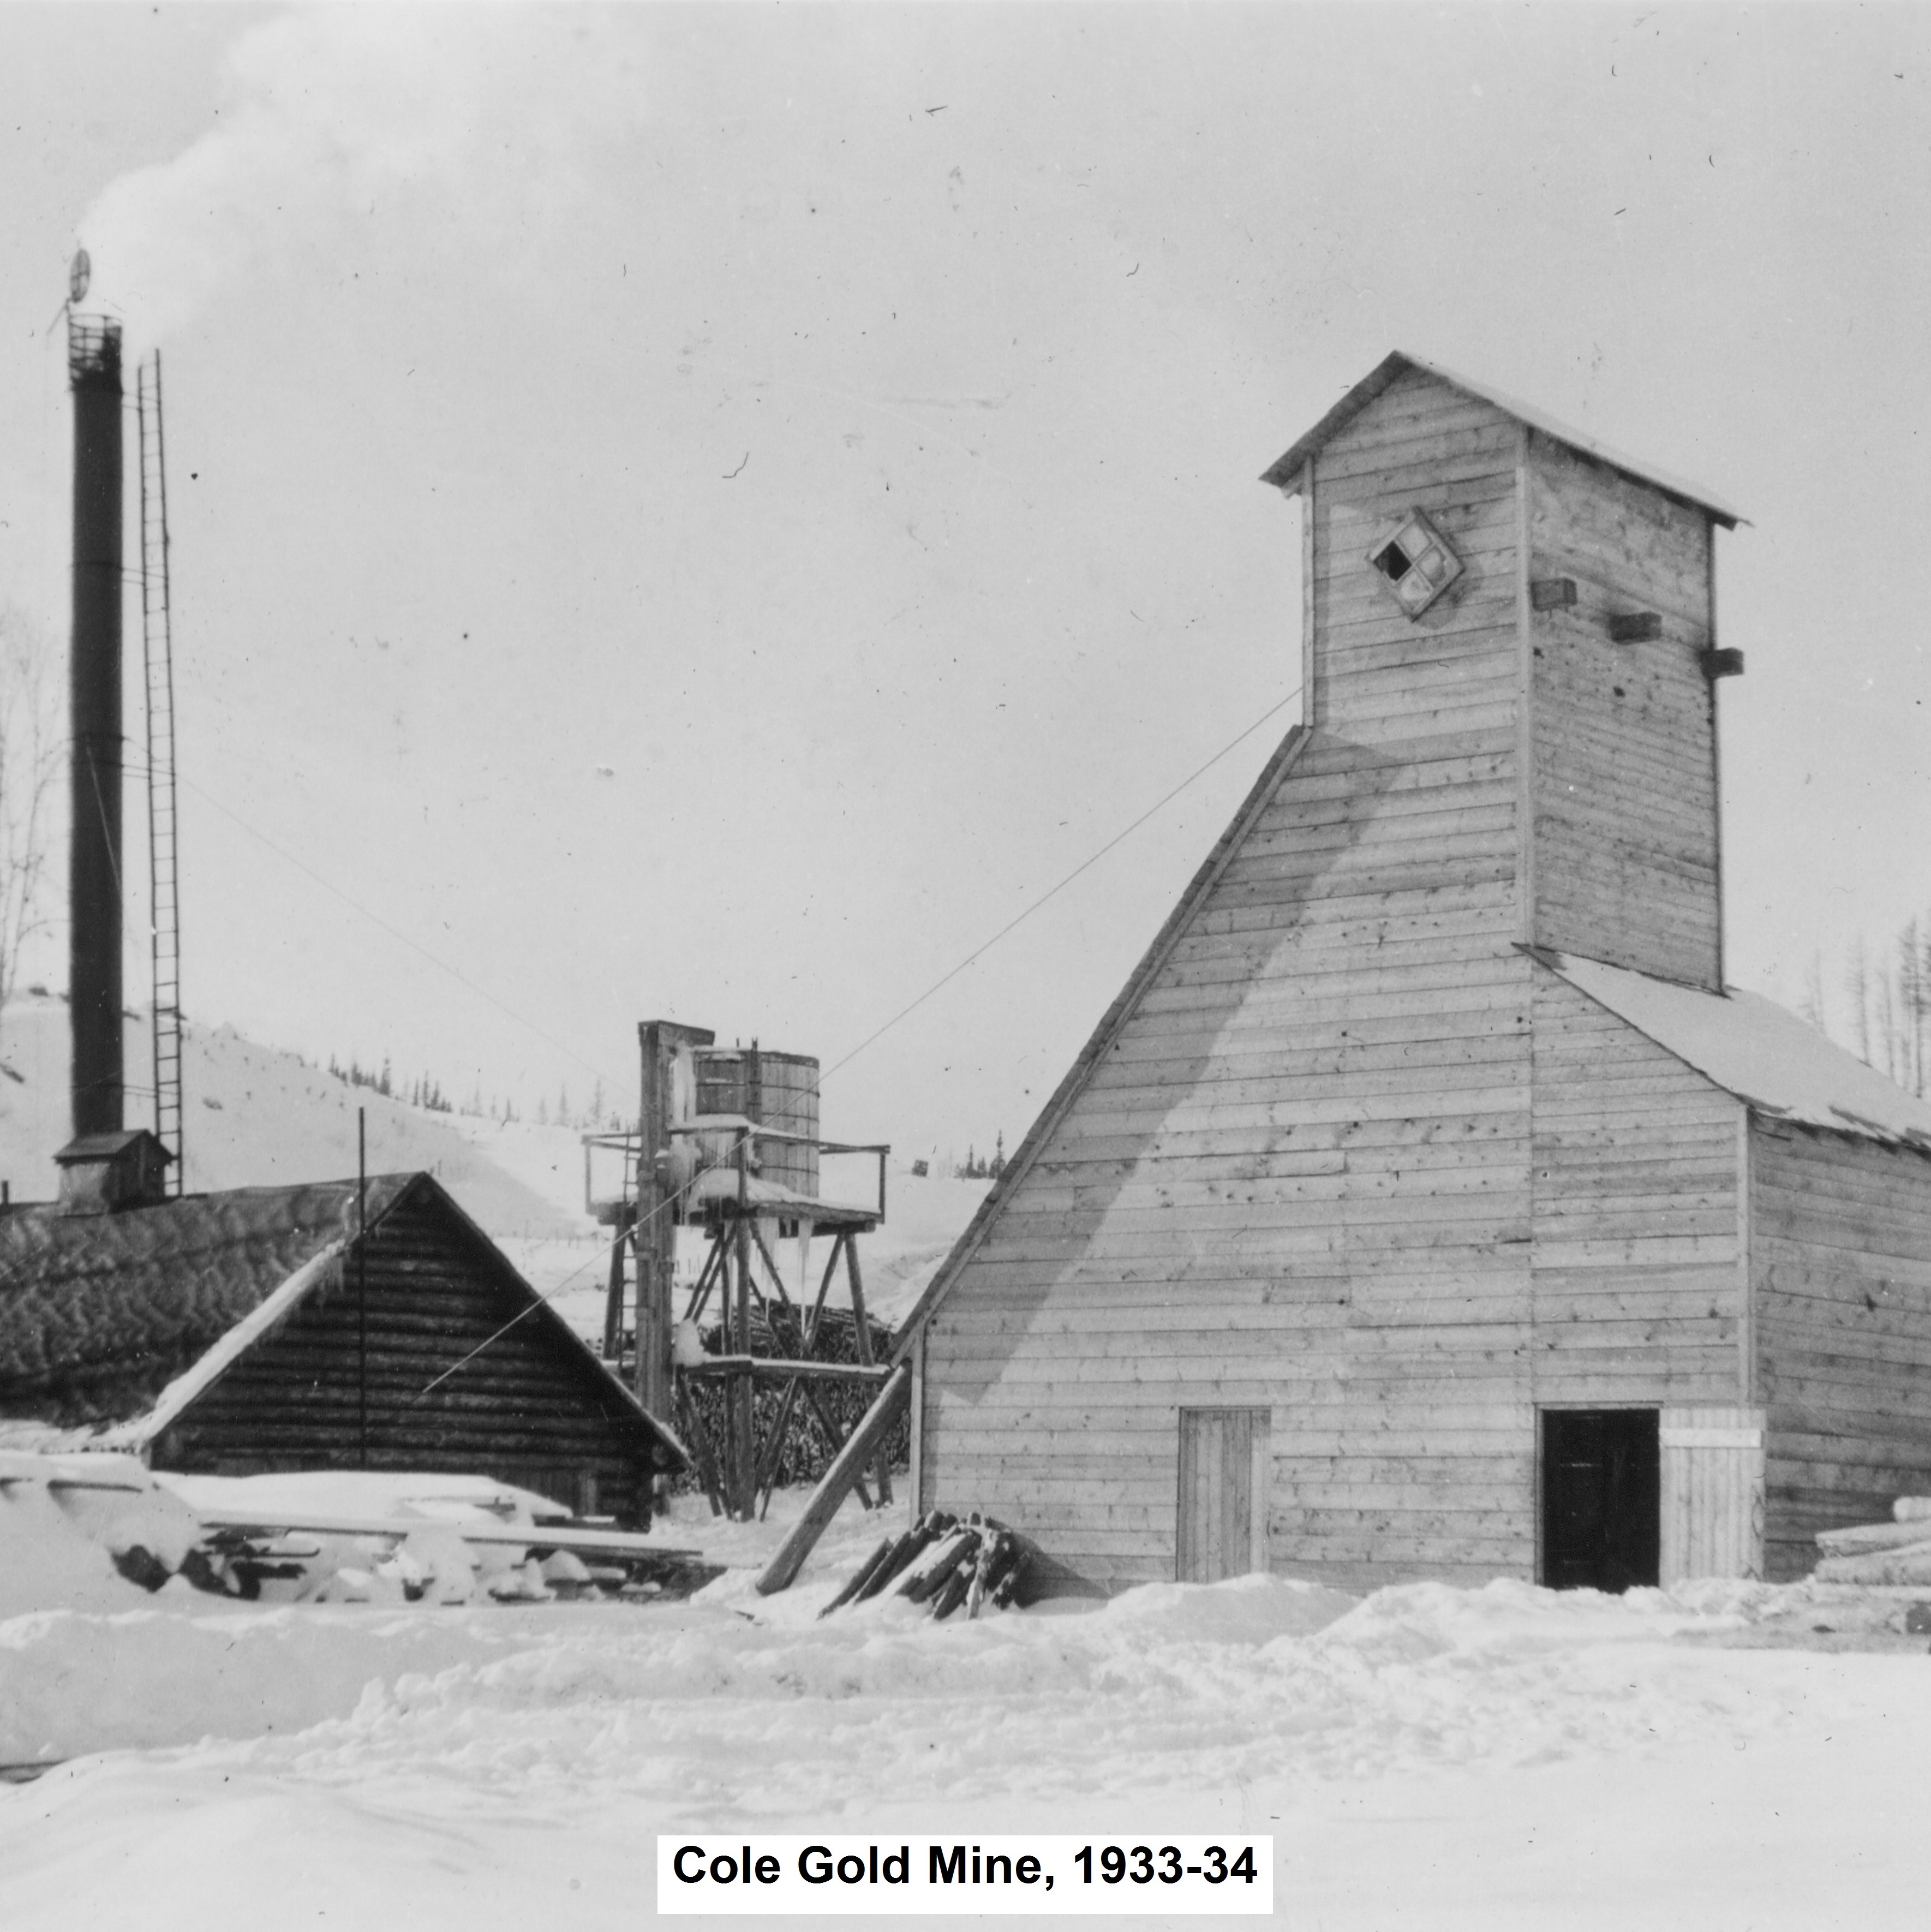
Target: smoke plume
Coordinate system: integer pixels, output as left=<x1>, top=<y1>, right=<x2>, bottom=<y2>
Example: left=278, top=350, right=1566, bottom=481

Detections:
left=77, top=7, right=644, bottom=347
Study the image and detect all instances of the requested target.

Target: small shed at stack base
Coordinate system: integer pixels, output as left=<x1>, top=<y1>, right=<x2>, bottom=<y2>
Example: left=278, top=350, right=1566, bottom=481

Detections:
left=897, top=350, right=1931, bottom=1595
left=0, top=1171, right=683, bottom=1525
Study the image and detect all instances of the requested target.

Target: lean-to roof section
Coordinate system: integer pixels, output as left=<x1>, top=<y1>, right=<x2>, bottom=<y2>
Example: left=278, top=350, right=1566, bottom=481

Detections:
left=1536, top=947, right=1931, bottom=1150
left=890, top=723, right=1311, bottom=1355
left=1263, top=351, right=1743, bottom=530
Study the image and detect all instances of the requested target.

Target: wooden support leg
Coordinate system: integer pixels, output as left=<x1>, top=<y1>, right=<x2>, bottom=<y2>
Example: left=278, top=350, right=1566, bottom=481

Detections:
left=602, top=1208, right=629, bottom=1361
left=752, top=1221, right=799, bottom=1324
left=756, top=1364, right=912, bottom=1595
left=683, top=1231, right=727, bottom=1327
left=675, top=1380, right=726, bottom=1518
left=755, top=1376, right=805, bottom=1515
left=845, top=1237, right=892, bottom=1506
left=804, top=1232, right=845, bottom=1352
left=732, top=1221, right=755, bottom=1517
left=799, top=1378, right=874, bottom=1512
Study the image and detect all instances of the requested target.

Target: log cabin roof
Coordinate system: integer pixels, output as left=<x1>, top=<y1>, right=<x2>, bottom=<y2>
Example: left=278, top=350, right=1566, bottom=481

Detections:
left=1538, top=947, right=1931, bottom=1152
left=0, top=1173, right=682, bottom=1463
left=1260, top=350, right=1743, bottom=529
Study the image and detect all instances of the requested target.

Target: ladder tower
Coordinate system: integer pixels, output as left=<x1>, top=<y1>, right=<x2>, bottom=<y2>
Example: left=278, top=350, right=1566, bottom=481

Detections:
left=135, top=353, right=184, bottom=1191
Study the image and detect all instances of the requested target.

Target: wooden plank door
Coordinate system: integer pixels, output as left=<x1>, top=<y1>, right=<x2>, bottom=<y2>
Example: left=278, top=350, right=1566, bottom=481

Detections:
left=1659, top=1407, right=1765, bottom=1584
left=1177, top=1408, right=1270, bottom=1583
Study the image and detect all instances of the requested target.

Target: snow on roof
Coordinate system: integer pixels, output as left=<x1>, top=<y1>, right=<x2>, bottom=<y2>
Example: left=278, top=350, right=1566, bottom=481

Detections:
left=1262, top=350, right=1743, bottom=529
left=1541, top=949, right=1931, bottom=1152
left=0, top=1176, right=412, bottom=1426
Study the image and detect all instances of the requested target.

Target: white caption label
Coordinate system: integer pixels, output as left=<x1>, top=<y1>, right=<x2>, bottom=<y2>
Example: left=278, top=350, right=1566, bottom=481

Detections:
left=657, top=1834, right=1274, bottom=1916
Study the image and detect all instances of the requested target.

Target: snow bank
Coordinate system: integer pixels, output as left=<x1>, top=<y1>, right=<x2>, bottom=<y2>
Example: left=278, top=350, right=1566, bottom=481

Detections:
left=8, top=1472, right=1930, bottom=1930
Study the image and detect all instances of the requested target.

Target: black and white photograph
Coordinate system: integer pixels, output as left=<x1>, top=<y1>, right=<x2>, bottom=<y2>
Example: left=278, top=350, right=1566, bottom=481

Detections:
left=3, top=4, right=1930, bottom=1925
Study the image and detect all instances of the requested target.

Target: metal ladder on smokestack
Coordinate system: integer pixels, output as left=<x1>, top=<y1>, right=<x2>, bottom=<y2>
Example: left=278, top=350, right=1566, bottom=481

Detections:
left=136, top=353, right=184, bottom=1193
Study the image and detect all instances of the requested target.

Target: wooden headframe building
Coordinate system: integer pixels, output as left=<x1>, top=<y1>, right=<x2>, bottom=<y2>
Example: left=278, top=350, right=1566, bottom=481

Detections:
left=898, top=352, right=1931, bottom=1594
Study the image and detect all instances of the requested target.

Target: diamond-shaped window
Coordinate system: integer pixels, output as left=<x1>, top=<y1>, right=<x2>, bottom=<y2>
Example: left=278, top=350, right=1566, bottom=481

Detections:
left=1365, top=509, right=1463, bottom=618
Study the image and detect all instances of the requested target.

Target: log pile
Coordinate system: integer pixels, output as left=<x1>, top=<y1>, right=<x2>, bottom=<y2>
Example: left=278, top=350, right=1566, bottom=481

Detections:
left=1814, top=1497, right=1931, bottom=1584
left=681, top=1307, right=906, bottom=1494
left=820, top=1511, right=1032, bottom=1621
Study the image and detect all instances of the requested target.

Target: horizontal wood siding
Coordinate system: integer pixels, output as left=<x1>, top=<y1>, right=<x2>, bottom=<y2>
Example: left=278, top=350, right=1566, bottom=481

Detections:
left=154, top=1191, right=665, bottom=1524
left=1531, top=966, right=1743, bottom=1414
left=1751, top=1122, right=1931, bottom=1579
left=1527, top=434, right=1720, bottom=990
left=923, top=367, right=1535, bottom=1593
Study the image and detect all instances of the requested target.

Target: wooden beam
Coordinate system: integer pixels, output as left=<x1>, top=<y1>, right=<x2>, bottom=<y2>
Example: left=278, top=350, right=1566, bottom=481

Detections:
left=756, top=1362, right=912, bottom=1595
left=846, top=1236, right=891, bottom=1505
left=684, top=1356, right=894, bottom=1385
left=1609, top=611, right=1663, bottom=643
left=798, top=1377, right=875, bottom=1511
left=638, top=1020, right=714, bottom=1415
left=675, top=1381, right=726, bottom=1517
left=682, top=1230, right=728, bottom=1326
left=192, top=1507, right=702, bottom=1561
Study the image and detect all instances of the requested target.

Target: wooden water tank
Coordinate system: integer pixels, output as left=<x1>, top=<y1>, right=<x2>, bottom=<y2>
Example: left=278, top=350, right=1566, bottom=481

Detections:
left=694, top=1045, right=820, bottom=1200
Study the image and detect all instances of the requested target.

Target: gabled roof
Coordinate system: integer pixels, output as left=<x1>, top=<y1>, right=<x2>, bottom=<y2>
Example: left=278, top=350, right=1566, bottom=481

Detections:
left=1260, top=350, right=1743, bottom=530
left=1537, top=949, right=1931, bottom=1153
left=0, top=1173, right=683, bottom=1463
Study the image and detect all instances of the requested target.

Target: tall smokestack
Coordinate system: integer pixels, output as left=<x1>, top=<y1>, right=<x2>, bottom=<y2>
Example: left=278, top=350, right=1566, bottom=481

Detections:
left=68, top=308, right=124, bottom=1139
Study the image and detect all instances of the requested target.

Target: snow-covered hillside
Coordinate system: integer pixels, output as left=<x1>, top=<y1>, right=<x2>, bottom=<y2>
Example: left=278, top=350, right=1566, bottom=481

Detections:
left=0, top=992, right=992, bottom=1334
left=0, top=992, right=578, bottom=1239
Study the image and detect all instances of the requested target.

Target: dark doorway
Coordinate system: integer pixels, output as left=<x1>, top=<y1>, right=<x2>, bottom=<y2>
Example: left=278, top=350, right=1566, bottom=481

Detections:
left=1540, top=1409, right=1660, bottom=1592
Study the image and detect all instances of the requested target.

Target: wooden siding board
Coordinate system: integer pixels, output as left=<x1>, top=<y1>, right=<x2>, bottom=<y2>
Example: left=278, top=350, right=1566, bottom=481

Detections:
left=1529, top=965, right=1742, bottom=1416
left=1527, top=434, right=1720, bottom=988
left=1751, top=1122, right=1931, bottom=1578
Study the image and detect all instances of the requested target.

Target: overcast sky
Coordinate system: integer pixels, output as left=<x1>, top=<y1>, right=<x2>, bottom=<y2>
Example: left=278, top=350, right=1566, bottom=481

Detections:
left=1, top=3, right=1927, bottom=1159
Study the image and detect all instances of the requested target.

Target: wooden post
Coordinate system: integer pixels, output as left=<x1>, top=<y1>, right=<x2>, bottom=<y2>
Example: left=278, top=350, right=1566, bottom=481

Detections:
left=602, top=1202, right=633, bottom=1361
left=732, top=1126, right=755, bottom=1517
left=636, top=1019, right=713, bottom=1417
left=845, top=1237, right=890, bottom=1505
left=756, top=1363, right=912, bottom=1595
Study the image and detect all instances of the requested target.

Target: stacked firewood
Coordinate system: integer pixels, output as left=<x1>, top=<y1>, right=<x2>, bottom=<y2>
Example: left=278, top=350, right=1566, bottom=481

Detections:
left=820, top=1511, right=1031, bottom=1621
left=679, top=1307, right=906, bottom=1494
left=1813, top=1498, right=1931, bottom=1583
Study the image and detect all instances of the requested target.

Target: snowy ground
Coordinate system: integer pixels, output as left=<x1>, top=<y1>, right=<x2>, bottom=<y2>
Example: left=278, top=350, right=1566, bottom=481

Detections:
left=5, top=1480, right=1931, bottom=1930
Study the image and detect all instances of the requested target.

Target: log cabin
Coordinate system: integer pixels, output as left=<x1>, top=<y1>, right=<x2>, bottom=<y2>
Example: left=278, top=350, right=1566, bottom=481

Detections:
left=899, top=351, right=1931, bottom=1594
left=0, top=1159, right=683, bottom=1525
